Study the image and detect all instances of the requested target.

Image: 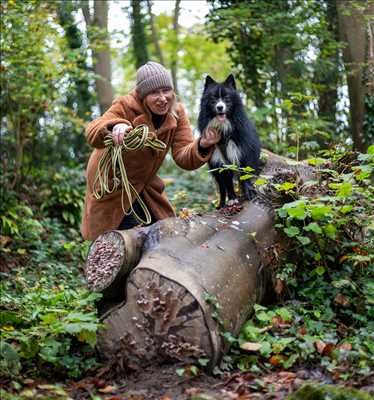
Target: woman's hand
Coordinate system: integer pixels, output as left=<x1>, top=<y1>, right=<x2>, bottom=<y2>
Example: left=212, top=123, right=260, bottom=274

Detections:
left=200, top=128, right=221, bottom=148
left=112, top=123, right=132, bottom=145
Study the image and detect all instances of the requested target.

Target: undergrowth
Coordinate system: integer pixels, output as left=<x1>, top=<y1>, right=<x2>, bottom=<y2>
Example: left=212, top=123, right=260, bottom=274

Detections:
left=227, top=146, right=374, bottom=384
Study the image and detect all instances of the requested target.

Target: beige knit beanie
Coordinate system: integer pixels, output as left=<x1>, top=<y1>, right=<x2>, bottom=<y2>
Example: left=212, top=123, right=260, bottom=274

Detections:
left=135, top=61, right=174, bottom=99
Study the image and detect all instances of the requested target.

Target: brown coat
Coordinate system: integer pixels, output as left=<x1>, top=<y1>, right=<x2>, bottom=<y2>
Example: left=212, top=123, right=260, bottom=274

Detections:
left=81, top=90, right=213, bottom=240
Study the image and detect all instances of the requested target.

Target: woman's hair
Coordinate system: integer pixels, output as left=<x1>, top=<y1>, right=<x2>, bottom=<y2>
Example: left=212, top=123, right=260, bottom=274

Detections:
left=142, top=91, right=179, bottom=120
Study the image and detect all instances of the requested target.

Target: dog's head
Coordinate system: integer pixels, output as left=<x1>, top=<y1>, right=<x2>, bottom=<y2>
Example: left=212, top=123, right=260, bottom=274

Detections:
left=202, top=74, right=238, bottom=122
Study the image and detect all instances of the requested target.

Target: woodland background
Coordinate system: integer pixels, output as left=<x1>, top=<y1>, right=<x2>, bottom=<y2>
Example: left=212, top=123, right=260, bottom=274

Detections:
left=0, top=1, right=373, bottom=399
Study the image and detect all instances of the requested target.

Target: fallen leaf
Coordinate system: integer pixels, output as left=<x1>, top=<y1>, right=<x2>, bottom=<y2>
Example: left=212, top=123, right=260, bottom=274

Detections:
left=240, top=342, right=262, bottom=352
left=275, top=279, right=285, bottom=294
left=93, top=378, right=106, bottom=388
left=338, top=342, right=352, bottom=351
left=269, top=355, right=287, bottom=366
left=298, top=326, right=307, bottom=335
left=315, top=340, right=335, bottom=356
left=271, top=315, right=291, bottom=328
left=339, top=255, right=349, bottom=264
left=0, top=235, right=12, bottom=247
left=184, top=387, right=201, bottom=396
left=98, top=385, right=117, bottom=393
left=315, top=340, right=327, bottom=354
left=334, top=293, right=349, bottom=306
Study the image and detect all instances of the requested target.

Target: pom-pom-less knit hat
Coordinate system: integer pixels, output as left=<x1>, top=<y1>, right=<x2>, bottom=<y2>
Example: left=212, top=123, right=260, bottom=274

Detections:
left=135, top=61, right=174, bottom=99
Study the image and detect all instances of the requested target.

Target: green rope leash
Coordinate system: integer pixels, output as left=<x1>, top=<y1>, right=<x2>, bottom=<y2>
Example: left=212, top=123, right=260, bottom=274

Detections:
left=92, top=124, right=166, bottom=225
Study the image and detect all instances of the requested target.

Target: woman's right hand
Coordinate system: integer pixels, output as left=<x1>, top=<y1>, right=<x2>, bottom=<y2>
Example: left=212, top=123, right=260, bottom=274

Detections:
left=112, top=123, right=132, bottom=145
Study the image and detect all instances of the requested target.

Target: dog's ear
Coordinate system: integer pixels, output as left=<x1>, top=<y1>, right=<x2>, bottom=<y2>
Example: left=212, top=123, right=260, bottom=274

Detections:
left=224, top=74, right=236, bottom=90
left=204, top=75, right=216, bottom=91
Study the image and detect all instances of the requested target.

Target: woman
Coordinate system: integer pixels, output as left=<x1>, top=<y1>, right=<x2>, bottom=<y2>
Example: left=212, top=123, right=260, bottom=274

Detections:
left=81, top=61, right=220, bottom=241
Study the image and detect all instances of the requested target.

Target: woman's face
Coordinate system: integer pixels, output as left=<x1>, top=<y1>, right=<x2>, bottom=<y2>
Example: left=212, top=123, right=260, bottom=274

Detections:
left=145, top=88, right=174, bottom=115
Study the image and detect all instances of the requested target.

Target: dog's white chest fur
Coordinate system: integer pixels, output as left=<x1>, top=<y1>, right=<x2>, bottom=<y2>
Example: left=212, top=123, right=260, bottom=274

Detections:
left=211, top=140, right=242, bottom=166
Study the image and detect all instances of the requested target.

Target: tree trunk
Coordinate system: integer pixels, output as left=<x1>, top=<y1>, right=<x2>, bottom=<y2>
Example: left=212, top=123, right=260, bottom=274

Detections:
left=170, top=0, right=181, bottom=94
left=146, top=0, right=165, bottom=65
left=130, top=0, right=149, bottom=69
left=85, top=151, right=315, bottom=372
left=58, top=0, right=92, bottom=120
left=337, top=0, right=372, bottom=152
left=82, top=0, right=114, bottom=114
left=316, top=0, right=339, bottom=131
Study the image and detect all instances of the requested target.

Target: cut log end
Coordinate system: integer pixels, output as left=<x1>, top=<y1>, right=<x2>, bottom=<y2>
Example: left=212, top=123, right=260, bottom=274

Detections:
left=85, top=231, right=125, bottom=293
left=97, top=268, right=217, bottom=371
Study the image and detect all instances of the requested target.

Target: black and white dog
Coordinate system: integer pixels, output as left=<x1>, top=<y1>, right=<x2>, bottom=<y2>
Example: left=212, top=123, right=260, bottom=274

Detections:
left=198, top=74, right=261, bottom=208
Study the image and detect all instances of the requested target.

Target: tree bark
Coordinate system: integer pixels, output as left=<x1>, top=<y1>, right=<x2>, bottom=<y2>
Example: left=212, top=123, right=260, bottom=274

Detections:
left=170, top=0, right=181, bottom=94
left=337, top=0, right=372, bottom=152
left=82, top=0, right=114, bottom=114
left=146, top=0, right=165, bottom=65
left=58, top=0, right=92, bottom=120
left=130, top=0, right=149, bottom=69
left=316, top=0, right=339, bottom=130
left=85, top=151, right=315, bottom=372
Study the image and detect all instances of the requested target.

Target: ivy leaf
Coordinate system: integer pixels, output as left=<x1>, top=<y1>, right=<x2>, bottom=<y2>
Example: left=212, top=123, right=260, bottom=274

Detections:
left=284, top=226, right=300, bottom=237
left=287, top=206, right=306, bottom=220
left=254, top=178, right=268, bottom=186
left=340, top=205, right=353, bottom=214
left=324, top=224, right=337, bottom=239
left=276, top=307, right=292, bottom=322
left=314, top=266, right=326, bottom=276
left=240, top=174, right=253, bottom=181
left=260, top=341, right=272, bottom=357
left=310, top=205, right=332, bottom=220
left=297, top=236, right=311, bottom=245
left=77, top=330, right=97, bottom=347
left=304, top=222, right=322, bottom=234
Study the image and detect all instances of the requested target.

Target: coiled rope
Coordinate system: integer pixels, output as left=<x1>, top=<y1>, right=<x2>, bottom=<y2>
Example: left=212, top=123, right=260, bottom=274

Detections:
left=92, top=124, right=166, bottom=225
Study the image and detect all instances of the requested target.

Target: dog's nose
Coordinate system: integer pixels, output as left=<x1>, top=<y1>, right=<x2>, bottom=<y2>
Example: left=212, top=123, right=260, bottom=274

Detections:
left=217, top=105, right=224, bottom=112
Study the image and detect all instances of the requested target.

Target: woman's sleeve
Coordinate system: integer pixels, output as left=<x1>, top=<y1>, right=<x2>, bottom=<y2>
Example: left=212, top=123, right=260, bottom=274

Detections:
left=171, top=104, right=214, bottom=170
left=85, top=97, right=132, bottom=148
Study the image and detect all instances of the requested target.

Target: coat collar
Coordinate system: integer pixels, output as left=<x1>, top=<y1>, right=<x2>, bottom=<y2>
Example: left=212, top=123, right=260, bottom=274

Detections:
left=127, top=90, right=177, bottom=135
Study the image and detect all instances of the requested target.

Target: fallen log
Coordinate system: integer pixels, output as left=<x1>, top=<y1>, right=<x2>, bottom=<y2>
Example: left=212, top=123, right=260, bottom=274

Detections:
left=85, top=150, right=316, bottom=371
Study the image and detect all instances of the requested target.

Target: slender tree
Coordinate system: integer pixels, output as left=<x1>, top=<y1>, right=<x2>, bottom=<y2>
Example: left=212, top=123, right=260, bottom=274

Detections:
left=314, top=0, right=340, bottom=129
left=130, top=0, right=149, bottom=69
left=58, top=0, right=92, bottom=120
left=337, top=0, right=373, bottom=151
left=170, top=0, right=181, bottom=94
left=82, top=0, right=114, bottom=114
left=146, top=0, right=165, bottom=65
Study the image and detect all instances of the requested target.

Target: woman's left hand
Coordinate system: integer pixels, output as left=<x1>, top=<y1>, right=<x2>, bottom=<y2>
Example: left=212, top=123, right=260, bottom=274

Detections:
left=200, top=128, right=221, bottom=148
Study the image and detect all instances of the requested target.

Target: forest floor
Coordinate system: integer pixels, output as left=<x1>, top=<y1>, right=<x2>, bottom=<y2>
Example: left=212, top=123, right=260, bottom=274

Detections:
left=2, top=360, right=374, bottom=400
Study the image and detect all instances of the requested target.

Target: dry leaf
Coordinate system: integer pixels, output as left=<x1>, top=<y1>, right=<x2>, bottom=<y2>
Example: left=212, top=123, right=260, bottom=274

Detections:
left=334, top=293, right=349, bottom=306
left=269, top=355, right=287, bottom=366
left=338, top=342, right=352, bottom=351
left=298, top=326, right=307, bottom=335
left=0, top=235, right=12, bottom=247
left=275, top=279, right=285, bottom=294
left=240, top=342, right=262, bottom=352
left=315, top=340, right=335, bottom=356
left=98, top=385, right=117, bottom=393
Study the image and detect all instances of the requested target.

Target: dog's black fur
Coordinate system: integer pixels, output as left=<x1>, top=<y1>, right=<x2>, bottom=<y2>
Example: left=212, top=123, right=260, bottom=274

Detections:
left=198, top=74, right=261, bottom=208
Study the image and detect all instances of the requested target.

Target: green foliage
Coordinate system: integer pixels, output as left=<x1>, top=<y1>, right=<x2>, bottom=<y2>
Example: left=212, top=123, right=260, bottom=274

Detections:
left=40, top=168, right=86, bottom=229
left=159, top=157, right=216, bottom=212
left=235, top=147, right=374, bottom=380
left=0, top=284, right=101, bottom=378
left=363, top=95, right=374, bottom=148
left=206, top=0, right=348, bottom=154
left=287, top=384, right=373, bottom=400
left=0, top=0, right=93, bottom=183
